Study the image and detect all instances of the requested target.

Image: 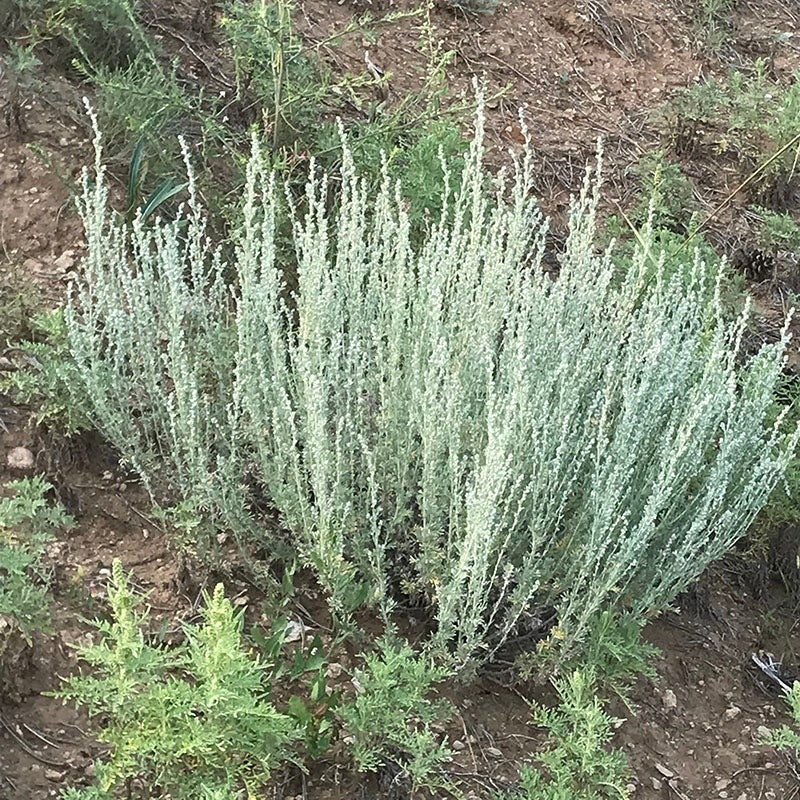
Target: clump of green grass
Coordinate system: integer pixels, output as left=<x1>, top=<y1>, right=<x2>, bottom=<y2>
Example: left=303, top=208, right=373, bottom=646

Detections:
left=658, top=62, right=800, bottom=209
left=694, top=0, right=737, bottom=53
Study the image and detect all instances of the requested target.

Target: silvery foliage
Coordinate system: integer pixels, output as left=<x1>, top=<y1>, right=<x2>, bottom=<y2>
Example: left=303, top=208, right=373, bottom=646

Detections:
left=66, top=98, right=799, bottom=671
left=66, top=107, right=249, bottom=539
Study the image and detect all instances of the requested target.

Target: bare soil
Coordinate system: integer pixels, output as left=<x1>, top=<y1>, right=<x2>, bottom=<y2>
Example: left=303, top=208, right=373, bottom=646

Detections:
left=3, top=0, right=800, bottom=796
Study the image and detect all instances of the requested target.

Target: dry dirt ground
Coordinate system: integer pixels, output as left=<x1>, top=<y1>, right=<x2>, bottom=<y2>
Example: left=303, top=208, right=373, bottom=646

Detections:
left=3, top=0, right=800, bottom=796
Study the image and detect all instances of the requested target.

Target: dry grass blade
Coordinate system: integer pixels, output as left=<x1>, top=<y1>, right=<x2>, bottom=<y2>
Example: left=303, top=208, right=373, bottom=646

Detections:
left=667, top=130, right=800, bottom=265
left=581, top=0, right=644, bottom=60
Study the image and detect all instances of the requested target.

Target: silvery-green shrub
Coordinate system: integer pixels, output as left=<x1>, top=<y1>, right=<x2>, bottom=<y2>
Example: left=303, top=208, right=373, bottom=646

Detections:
left=66, top=110, right=251, bottom=547
left=66, top=94, right=800, bottom=672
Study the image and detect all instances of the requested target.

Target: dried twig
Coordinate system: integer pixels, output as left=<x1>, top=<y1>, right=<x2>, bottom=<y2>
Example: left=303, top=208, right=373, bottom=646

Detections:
left=0, top=715, right=67, bottom=768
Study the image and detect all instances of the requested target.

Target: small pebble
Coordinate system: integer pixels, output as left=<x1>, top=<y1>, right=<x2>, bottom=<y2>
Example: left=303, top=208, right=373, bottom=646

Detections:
left=325, top=662, right=344, bottom=680
left=724, top=706, right=741, bottom=721
left=662, top=689, right=678, bottom=710
left=54, top=250, right=76, bottom=272
left=485, top=746, right=503, bottom=758
left=7, top=446, right=34, bottom=470
left=655, top=763, right=674, bottom=778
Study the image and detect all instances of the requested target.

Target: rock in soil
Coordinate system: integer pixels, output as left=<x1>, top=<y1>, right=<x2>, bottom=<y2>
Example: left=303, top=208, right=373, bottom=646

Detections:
left=7, top=446, right=34, bottom=470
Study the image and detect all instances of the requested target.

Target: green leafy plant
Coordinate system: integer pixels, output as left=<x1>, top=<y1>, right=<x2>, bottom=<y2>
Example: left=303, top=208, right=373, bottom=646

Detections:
left=661, top=64, right=800, bottom=207
left=558, top=611, right=658, bottom=709
left=338, top=638, right=454, bottom=790
left=251, top=615, right=341, bottom=760
left=125, top=139, right=188, bottom=224
left=220, top=0, right=325, bottom=151
left=505, top=670, right=630, bottom=800
left=754, top=372, right=800, bottom=528
left=754, top=207, right=800, bottom=252
left=3, top=309, right=92, bottom=434
left=761, top=680, right=800, bottom=765
left=0, top=42, right=41, bottom=134
left=630, top=149, right=697, bottom=233
left=444, top=0, right=499, bottom=15
left=0, top=274, right=43, bottom=344
left=57, top=560, right=301, bottom=799
left=0, top=476, right=74, bottom=638
left=0, top=0, right=48, bottom=39
left=53, top=0, right=154, bottom=68
left=600, top=216, right=746, bottom=321
left=220, top=0, right=462, bottom=195
left=82, top=55, right=197, bottom=172
left=694, top=0, right=736, bottom=53
left=2, top=0, right=155, bottom=69
left=384, top=117, right=467, bottom=233
left=735, top=367, right=800, bottom=603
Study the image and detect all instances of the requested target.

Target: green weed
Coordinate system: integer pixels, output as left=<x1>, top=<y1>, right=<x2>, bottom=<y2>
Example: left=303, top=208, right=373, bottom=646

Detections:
left=762, top=680, right=800, bottom=765
left=661, top=63, right=800, bottom=208
left=694, top=0, right=736, bottom=53
left=83, top=55, right=194, bottom=167
left=753, top=207, right=800, bottom=252
left=630, top=149, right=697, bottom=233
left=2, top=0, right=155, bottom=70
left=57, top=560, right=301, bottom=800
left=444, top=0, right=500, bottom=15
left=125, top=139, right=189, bottom=223
left=220, top=0, right=324, bottom=151
left=524, top=611, right=659, bottom=709
left=502, top=670, right=631, bottom=800
left=753, top=375, right=800, bottom=533
left=3, top=309, right=92, bottom=434
left=0, top=476, right=73, bottom=701
left=0, top=275, right=43, bottom=344
left=252, top=615, right=341, bottom=761
left=339, top=638, right=454, bottom=791
left=0, top=476, right=74, bottom=639
left=56, top=562, right=458, bottom=796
